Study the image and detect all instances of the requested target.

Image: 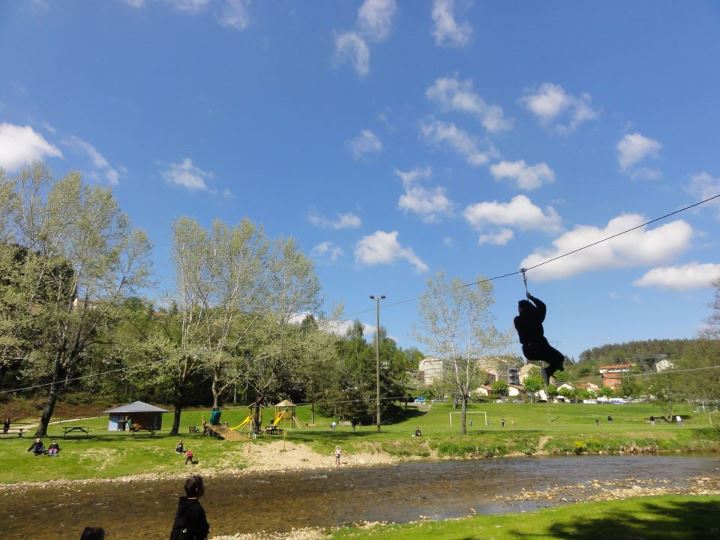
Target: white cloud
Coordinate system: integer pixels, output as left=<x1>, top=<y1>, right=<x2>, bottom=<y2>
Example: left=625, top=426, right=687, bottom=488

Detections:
left=521, top=83, right=598, bottom=132
left=125, top=0, right=250, bottom=31
left=520, top=214, right=693, bottom=281
left=308, top=211, right=362, bottom=229
left=218, top=0, right=250, bottom=30
left=419, top=120, right=495, bottom=167
left=395, top=165, right=432, bottom=186
left=161, top=158, right=213, bottom=191
left=442, top=237, right=454, bottom=247
left=395, top=167, right=452, bottom=223
left=432, top=0, right=472, bottom=48
left=686, top=172, right=720, bottom=214
left=489, top=160, right=555, bottom=191
left=358, top=0, right=396, bottom=42
left=167, top=0, right=210, bottom=13
left=463, top=195, right=562, bottom=233
left=426, top=76, right=512, bottom=133
left=63, top=135, right=120, bottom=185
left=348, top=129, right=382, bottom=159
left=398, top=185, right=452, bottom=223
left=634, top=262, right=720, bottom=291
left=478, top=228, right=514, bottom=246
left=311, top=241, right=344, bottom=262
left=355, top=230, right=429, bottom=272
left=334, top=32, right=370, bottom=77
left=0, top=123, right=62, bottom=170
left=617, top=132, right=661, bottom=172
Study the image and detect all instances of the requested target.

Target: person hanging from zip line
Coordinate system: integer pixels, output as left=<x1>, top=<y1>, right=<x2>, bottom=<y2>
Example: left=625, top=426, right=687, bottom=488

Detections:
left=514, top=291, right=566, bottom=385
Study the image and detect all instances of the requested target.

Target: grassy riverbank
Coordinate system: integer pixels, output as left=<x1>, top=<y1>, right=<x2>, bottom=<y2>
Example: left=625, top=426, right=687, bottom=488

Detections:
left=330, top=495, right=720, bottom=539
left=1, top=401, right=718, bottom=484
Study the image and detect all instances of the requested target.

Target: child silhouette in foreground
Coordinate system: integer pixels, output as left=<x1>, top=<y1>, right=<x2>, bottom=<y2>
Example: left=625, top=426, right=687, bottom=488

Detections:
left=514, top=292, right=566, bottom=384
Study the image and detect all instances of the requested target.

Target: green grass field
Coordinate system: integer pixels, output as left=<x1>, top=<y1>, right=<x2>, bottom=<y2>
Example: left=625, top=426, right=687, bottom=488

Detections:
left=1, top=401, right=718, bottom=484
left=330, top=495, right=720, bottom=539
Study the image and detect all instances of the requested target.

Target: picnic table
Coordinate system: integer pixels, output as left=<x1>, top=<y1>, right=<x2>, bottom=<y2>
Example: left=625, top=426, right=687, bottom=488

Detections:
left=63, top=426, right=91, bottom=438
left=265, top=425, right=283, bottom=436
left=1, top=427, right=28, bottom=438
left=130, top=426, right=155, bottom=438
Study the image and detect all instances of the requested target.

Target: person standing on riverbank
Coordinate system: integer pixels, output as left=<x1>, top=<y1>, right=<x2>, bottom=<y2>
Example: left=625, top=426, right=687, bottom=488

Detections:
left=335, top=446, right=341, bottom=466
left=514, top=293, right=566, bottom=384
left=170, top=476, right=210, bottom=540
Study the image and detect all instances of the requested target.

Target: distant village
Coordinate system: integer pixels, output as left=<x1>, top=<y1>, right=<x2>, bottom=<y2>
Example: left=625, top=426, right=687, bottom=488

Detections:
left=417, top=356, right=675, bottom=403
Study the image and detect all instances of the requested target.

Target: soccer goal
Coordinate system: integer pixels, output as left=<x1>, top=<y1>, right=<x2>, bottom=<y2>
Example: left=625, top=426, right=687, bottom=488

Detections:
left=449, top=411, right=488, bottom=427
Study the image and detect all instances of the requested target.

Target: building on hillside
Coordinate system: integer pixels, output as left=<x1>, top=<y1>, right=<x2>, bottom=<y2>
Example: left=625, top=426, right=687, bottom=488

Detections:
left=508, top=384, right=524, bottom=398
left=418, top=357, right=444, bottom=386
left=599, top=363, right=633, bottom=389
left=577, top=382, right=600, bottom=394
left=655, top=359, right=674, bottom=372
left=519, top=363, right=542, bottom=383
left=470, top=385, right=492, bottom=398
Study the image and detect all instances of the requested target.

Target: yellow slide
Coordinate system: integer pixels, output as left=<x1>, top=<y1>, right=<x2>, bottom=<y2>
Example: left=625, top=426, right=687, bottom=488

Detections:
left=231, top=415, right=252, bottom=431
left=272, top=412, right=284, bottom=427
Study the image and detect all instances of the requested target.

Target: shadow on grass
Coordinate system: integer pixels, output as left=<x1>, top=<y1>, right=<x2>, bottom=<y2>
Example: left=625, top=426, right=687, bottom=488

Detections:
left=512, top=499, right=720, bottom=540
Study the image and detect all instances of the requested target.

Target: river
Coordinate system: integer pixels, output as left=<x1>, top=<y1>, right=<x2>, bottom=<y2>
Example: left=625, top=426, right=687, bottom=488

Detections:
left=1, top=455, right=718, bottom=539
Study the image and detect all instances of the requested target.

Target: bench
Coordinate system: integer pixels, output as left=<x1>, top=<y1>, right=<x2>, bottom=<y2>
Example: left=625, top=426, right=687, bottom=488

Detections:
left=2, top=427, right=27, bottom=438
left=189, top=426, right=200, bottom=434
left=265, top=425, right=283, bottom=435
left=130, top=426, right=155, bottom=438
left=63, top=426, right=90, bottom=438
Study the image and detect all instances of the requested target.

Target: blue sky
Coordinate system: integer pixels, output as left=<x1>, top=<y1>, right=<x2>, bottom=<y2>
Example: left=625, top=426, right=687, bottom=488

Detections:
left=1, top=0, right=719, bottom=360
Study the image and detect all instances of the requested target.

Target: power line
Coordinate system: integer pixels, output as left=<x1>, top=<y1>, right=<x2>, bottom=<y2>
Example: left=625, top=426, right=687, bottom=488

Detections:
left=1, top=194, right=718, bottom=398
left=341, top=193, right=720, bottom=320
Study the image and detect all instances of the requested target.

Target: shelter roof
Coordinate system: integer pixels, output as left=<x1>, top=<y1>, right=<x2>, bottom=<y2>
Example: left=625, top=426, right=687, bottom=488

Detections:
left=104, top=401, right=169, bottom=414
left=275, top=399, right=295, bottom=407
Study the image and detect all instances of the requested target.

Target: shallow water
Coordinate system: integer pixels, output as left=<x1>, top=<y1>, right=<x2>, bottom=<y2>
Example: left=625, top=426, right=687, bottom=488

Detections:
left=1, top=455, right=718, bottom=539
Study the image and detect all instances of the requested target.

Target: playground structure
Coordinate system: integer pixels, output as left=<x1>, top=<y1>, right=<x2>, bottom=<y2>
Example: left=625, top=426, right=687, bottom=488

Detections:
left=272, top=400, right=302, bottom=430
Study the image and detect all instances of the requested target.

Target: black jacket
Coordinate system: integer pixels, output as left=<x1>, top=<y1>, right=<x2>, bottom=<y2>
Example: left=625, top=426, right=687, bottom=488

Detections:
left=170, top=497, right=209, bottom=540
left=514, top=295, right=547, bottom=346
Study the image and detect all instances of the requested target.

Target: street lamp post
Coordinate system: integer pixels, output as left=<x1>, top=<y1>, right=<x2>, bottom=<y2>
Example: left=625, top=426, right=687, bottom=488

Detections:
left=370, top=295, right=385, bottom=432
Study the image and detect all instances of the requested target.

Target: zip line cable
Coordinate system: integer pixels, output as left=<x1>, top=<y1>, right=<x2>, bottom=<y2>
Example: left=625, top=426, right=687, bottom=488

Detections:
left=341, top=192, right=720, bottom=319
left=1, top=194, right=719, bottom=398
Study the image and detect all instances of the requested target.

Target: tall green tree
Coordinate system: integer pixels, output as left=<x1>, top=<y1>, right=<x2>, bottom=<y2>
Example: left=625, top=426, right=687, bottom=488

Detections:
left=414, top=272, right=510, bottom=434
left=2, top=164, right=151, bottom=436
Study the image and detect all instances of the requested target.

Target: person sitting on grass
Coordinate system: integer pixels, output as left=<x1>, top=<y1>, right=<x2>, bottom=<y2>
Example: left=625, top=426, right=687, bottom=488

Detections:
left=27, top=437, right=45, bottom=456
left=185, top=448, right=195, bottom=465
left=414, top=426, right=422, bottom=437
left=176, top=440, right=185, bottom=454
left=47, top=440, right=61, bottom=456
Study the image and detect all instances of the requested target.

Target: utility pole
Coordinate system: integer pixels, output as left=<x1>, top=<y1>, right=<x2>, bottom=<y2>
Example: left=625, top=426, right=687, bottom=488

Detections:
left=370, top=295, right=385, bottom=432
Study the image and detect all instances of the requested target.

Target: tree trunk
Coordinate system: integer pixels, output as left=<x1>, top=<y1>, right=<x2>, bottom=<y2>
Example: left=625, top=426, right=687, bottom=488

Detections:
left=36, top=380, right=62, bottom=437
left=36, top=355, right=67, bottom=437
left=211, top=376, right=221, bottom=410
left=171, top=382, right=184, bottom=435
left=460, top=395, right=468, bottom=435
left=252, top=396, right=263, bottom=433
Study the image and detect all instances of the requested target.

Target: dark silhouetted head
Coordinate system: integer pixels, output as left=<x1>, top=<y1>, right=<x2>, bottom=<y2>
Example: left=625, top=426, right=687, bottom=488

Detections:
left=518, top=300, right=532, bottom=313
left=80, top=527, right=105, bottom=540
left=185, top=475, right=204, bottom=498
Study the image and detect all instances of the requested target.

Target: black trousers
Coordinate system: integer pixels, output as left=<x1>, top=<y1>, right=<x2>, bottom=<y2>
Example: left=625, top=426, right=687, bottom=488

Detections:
left=522, top=338, right=564, bottom=372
